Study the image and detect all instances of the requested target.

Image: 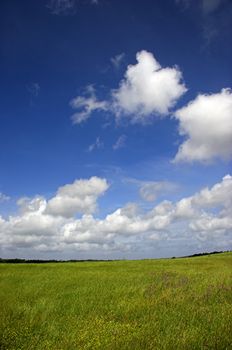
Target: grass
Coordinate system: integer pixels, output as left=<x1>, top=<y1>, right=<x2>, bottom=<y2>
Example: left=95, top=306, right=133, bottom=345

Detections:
left=0, top=253, right=232, bottom=349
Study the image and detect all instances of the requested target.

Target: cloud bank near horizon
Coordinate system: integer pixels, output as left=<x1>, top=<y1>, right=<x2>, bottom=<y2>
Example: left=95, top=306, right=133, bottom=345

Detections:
left=0, top=174, right=231, bottom=258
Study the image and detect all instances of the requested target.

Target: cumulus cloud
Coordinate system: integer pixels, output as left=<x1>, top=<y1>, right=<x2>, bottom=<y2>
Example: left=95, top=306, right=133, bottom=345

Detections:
left=174, top=174, right=232, bottom=220
left=70, top=86, right=108, bottom=124
left=70, top=50, right=186, bottom=125
left=0, top=175, right=231, bottom=256
left=113, top=135, right=127, bottom=150
left=46, top=177, right=109, bottom=217
left=17, top=196, right=46, bottom=214
left=112, top=50, right=187, bottom=123
left=192, top=174, right=232, bottom=208
left=56, top=173, right=231, bottom=247
left=190, top=213, right=232, bottom=236
left=174, top=88, right=232, bottom=163
left=0, top=197, right=64, bottom=250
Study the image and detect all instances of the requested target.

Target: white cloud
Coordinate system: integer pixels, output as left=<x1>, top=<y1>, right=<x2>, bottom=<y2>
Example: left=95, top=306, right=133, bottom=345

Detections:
left=61, top=174, right=231, bottom=245
left=174, top=88, right=232, bottom=163
left=70, top=86, right=108, bottom=124
left=0, top=193, right=10, bottom=203
left=175, top=174, right=232, bottom=219
left=0, top=175, right=231, bottom=256
left=111, top=53, right=125, bottom=69
left=47, top=0, right=76, bottom=15
left=46, top=176, right=109, bottom=217
left=69, top=51, right=186, bottom=125
left=0, top=197, right=64, bottom=250
left=139, top=181, right=177, bottom=202
left=192, top=174, right=232, bottom=208
left=174, top=197, right=195, bottom=219
left=113, top=135, right=127, bottom=150
left=47, top=0, right=100, bottom=14
left=112, top=50, right=187, bottom=123
left=17, top=196, right=46, bottom=214
left=88, top=137, right=104, bottom=152
left=190, top=213, right=232, bottom=236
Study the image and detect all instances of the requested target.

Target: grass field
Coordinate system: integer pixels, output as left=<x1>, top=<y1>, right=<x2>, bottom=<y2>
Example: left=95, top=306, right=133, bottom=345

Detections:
left=0, top=253, right=232, bottom=349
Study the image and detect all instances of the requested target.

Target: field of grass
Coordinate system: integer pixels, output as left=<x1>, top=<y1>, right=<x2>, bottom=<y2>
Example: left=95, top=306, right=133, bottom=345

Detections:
left=0, top=253, right=232, bottom=349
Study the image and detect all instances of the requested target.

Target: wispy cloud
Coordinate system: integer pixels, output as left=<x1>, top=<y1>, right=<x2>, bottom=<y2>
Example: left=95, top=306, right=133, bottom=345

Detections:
left=113, top=135, right=127, bottom=150
left=111, top=53, right=125, bottom=69
left=176, top=0, right=232, bottom=46
left=139, top=181, right=178, bottom=202
left=176, top=0, right=223, bottom=13
left=0, top=192, right=10, bottom=203
left=47, top=0, right=100, bottom=15
left=70, top=86, right=108, bottom=124
left=201, top=0, right=222, bottom=14
left=47, top=0, right=76, bottom=15
left=124, top=177, right=178, bottom=202
left=175, top=0, right=191, bottom=10
left=27, top=83, right=40, bottom=97
left=88, top=137, right=104, bottom=152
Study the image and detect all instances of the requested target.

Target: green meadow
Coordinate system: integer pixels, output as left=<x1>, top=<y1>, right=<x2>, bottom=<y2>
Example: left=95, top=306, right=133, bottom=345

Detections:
left=0, top=253, right=232, bottom=350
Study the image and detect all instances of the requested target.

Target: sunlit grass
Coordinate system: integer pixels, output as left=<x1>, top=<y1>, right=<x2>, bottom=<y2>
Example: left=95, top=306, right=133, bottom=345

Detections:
left=0, top=253, right=232, bottom=349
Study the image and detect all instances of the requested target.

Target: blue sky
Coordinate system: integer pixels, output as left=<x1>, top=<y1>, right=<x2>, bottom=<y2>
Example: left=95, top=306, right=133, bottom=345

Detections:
left=0, top=0, right=231, bottom=259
